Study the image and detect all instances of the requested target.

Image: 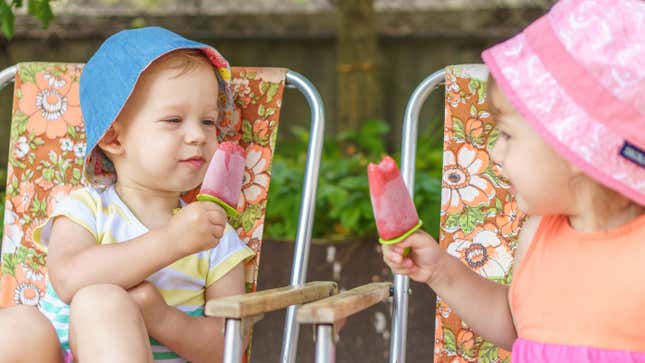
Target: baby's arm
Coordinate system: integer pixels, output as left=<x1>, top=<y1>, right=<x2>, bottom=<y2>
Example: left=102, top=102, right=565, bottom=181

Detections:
left=136, top=263, right=246, bottom=363
left=48, top=201, right=227, bottom=304
left=384, top=217, right=540, bottom=350
left=48, top=216, right=183, bottom=303
left=419, top=245, right=517, bottom=350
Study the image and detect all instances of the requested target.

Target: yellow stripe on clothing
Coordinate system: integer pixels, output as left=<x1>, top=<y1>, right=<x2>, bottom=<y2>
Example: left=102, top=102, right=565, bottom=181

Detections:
left=206, top=247, right=255, bottom=287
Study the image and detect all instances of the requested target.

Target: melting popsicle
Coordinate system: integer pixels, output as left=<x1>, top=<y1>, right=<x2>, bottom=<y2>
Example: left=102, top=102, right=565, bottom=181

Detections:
left=368, top=156, right=423, bottom=249
left=196, top=142, right=246, bottom=218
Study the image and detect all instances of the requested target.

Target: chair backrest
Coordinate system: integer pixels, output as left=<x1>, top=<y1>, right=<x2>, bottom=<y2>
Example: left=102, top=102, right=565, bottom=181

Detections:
left=0, top=62, right=287, bottom=307
left=434, top=65, right=524, bottom=362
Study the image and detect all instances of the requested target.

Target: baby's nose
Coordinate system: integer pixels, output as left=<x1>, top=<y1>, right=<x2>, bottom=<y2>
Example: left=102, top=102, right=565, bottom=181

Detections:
left=490, top=138, right=504, bottom=165
left=185, top=126, right=207, bottom=144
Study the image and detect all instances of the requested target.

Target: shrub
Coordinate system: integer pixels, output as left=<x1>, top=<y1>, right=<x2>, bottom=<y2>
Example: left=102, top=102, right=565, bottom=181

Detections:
left=265, top=119, right=443, bottom=242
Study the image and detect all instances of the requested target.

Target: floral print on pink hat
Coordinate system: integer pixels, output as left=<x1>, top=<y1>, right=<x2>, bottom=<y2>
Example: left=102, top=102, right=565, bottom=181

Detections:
left=482, top=0, right=645, bottom=205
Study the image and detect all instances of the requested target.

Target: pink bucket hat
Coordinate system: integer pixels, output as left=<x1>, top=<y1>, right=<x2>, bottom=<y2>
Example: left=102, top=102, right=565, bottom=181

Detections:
left=482, top=0, right=645, bottom=205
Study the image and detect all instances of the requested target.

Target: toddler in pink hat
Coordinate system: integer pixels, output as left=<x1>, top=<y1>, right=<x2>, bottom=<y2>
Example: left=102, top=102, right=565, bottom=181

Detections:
left=383, top=0, right=645, bottom=361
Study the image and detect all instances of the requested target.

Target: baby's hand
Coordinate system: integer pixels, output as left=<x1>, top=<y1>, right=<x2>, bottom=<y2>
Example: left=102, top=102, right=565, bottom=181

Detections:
left=382, top=230, right=443, bottom=285
left=128, top=281, right=168, bottom=331
left=167, top=201, right=227, bottom=256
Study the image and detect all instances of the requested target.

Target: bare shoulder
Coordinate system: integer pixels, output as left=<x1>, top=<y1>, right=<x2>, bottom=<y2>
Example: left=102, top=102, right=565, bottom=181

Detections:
left=513, top=216, right=542, bottom=267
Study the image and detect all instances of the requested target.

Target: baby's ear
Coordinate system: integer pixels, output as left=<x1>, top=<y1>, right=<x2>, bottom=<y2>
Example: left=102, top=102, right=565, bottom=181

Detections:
left=97, top=126, right=124, bottom=156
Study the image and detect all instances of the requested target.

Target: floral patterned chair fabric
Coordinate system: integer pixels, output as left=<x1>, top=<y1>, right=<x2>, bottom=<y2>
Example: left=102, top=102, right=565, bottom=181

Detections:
left=434, top=65, right=525, bottom=363
left=0, top=63, right=287, bottom=307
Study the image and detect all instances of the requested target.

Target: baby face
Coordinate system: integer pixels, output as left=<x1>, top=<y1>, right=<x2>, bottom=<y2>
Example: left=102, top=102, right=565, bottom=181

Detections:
left=110, top=56, right=221, bottom=193
left=488, top=80, right=577, bottom=216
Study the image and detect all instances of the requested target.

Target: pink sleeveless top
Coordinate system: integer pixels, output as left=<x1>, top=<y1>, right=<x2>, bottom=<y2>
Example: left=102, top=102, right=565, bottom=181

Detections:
left=510, top=214, right=645, bottom=362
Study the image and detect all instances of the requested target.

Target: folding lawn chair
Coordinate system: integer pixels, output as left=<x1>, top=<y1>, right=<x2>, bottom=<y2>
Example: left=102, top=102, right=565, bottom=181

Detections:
left=429, top=64, right=521, bottom=363
left=297, top=64, right=522, bottom=363
left=0, top=62, right=336, bottom=363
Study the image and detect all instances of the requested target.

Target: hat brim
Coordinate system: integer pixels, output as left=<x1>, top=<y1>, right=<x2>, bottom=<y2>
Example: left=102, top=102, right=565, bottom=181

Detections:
left=482, top=31, right=645, bottom=206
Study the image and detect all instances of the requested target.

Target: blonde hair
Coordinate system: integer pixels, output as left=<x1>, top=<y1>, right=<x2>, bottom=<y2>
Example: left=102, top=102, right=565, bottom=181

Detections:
left=144, top=48, right=216, bottom=79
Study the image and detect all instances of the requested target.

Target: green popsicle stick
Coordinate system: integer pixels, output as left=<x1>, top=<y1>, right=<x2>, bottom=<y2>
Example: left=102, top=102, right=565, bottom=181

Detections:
left=196, top=194, right=239, bottom=218
left=378, top=220, right=423, bottom=257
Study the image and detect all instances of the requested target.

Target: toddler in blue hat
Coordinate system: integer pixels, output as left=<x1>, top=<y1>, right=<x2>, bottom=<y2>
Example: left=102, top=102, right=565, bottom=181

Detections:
left=0, top=27, right=254, bottom=363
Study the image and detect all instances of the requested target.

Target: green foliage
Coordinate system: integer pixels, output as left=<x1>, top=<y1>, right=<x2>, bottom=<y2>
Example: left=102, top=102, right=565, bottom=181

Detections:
left=0, top=119, right=443, bottom=244
left=265, top=119, right=443, bottom=242
left=1, top=0, right=53, bottom=39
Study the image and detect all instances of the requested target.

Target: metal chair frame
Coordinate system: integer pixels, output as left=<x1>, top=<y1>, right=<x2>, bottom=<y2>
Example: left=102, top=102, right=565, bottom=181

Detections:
left=0, top=65, right=326, bottom=363
left=297, top=68, right=447, bottom=363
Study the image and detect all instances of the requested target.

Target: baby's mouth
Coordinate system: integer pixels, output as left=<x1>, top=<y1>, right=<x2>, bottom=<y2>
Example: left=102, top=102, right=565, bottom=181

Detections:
left=180, top=156, right=205, bottom=168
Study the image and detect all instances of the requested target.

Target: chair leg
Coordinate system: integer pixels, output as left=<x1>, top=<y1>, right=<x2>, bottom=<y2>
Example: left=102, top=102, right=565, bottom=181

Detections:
left=314, top=324, right=335, bottom=363
left=223, top=318, right=243, bottom=363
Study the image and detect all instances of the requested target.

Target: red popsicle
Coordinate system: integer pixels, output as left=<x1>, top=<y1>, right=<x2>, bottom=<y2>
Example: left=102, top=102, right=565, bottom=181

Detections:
left=368, top=156, right=423, bottom=246
left=197, top=142, right=246, bottom=218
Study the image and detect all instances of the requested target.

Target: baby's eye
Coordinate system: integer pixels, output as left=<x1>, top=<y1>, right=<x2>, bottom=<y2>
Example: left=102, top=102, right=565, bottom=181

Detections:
left=202, top=119, right=217, bottom=126
left=498, top=130, right=511, bottom=140
left=163, top=117, right=182, bottom=123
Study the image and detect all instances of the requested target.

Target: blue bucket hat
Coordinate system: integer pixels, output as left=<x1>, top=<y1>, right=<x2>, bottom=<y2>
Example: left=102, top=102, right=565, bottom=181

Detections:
left=80, top=26, right=234, bottom=186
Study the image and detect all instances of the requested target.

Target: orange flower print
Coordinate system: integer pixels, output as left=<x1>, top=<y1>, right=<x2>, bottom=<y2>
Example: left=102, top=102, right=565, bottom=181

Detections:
left=20, top=263, right=45, bottom=284
left=447, top=91, right=466, bottom=109
left=18, top=67, right=82, bottom=139
left=240, top=145, right=270, bottom=210
left=444, top=107, right=454, bottom=142
left=442, top=143, right=495, bottom=214
left=6, top=163, right=13, bottom=180
left=59, top=137, right=74, bottom=152
left=457, top=329, right=476, bottom=351
left=218, top=107, right=241, bottom=142
left=434, top=314, right=444, bottom=353
left=13, top=136, right=30, bottom=160
left=496, top=200, right=525, bottom=237
left=466, top=117, right=484, bottom=140
left=447, top=224, right=512, bottom=279
left=11, top=182, right=35, bottom=214
left=0, top=274, right=18, bottom=307
left=13, top=281, right=43, bottom=306
left=246, top=237, right=262, bottom=255
left=73, top=142, right=86, bottom=159
left=456, top=329, right=478, bottom=361
left=253, top=119, right=271, bottom=143
left=244, top=263, right=257, bottom=290
left=445, top=71, right=465, bottom=108
left=35, top=176, right=54, bottom=191
left=11, top=258, right=46, bottom=306
left=231, top=78, right=252, bottom=108
left=23, top=219, right=45, bottom=247
left=2, top=202, right=24, bottom=254
left=465, top=107, right=491, bottom=148
left=436, top=298, right=452, bottom=318
left=46, top=184, right=75, bottom=216
left=448, top=357, right=470, bottom=363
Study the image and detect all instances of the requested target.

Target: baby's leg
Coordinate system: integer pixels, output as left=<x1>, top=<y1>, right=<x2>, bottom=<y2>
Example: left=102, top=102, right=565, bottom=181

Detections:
left=69, top=284, right=153, bottom=363
left=0, top=305, right=64, bottom=363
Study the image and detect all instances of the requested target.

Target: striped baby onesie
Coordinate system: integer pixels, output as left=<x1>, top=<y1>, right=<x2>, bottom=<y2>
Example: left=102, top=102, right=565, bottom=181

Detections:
left=34, top=186, right=254, bottom=362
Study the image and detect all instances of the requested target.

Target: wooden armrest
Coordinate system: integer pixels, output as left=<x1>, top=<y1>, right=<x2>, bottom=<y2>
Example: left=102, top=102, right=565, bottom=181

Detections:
left=296, top=282, right=392, bottom=324
left=205, top=281, right=338, bottom=319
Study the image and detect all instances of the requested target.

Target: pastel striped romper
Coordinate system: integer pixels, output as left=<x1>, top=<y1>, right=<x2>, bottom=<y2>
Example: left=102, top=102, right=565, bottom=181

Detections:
left=34, top=186, right=254, bottom=362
